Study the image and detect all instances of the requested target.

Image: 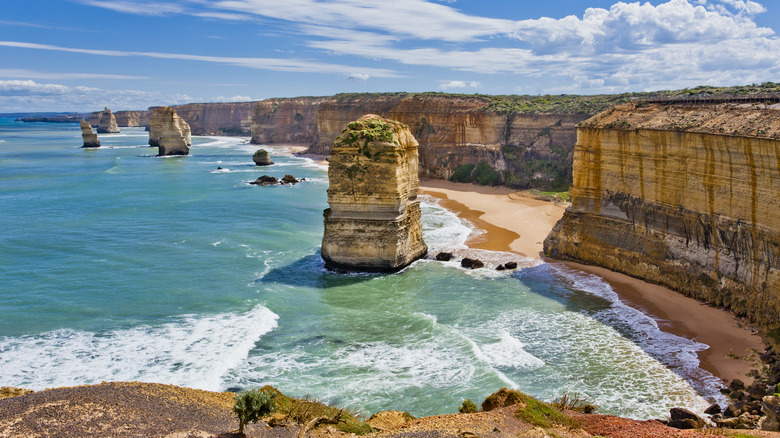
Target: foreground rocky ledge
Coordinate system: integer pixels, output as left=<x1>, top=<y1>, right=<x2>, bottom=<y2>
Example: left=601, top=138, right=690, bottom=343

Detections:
left=4, top=382, right=780, bottom=438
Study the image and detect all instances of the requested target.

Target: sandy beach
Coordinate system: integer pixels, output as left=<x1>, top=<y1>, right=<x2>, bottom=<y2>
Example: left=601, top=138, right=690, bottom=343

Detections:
left=420, top=179, right=764, bottom=386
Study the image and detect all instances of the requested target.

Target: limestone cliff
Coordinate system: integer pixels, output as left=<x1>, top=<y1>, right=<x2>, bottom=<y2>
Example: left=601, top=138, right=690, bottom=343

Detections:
left=251, top=97, right=326, bottom=145
left=544, top=102, right=780, bottom=337
left=250, top=93, right=591, bottom=189
left=148, top=107, right=192, bottom=156
left=114, top=110, right=150, bottom=128
left=172, top=102, right=254, bottom=136
left=97, top=107, right=120, bottom=133
left=322, top=115, right=428, bottom=271
left=80, top=120, right=100, bottom=148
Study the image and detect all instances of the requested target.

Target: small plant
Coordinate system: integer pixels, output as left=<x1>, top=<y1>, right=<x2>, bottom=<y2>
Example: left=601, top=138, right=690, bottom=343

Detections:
left=233, top=388, right=277, bottom=434
left=459, top=399, right=478, bottom=413
left=514, top=392, right=580, bottom=430
left=551, top=392, right=598, bottom=414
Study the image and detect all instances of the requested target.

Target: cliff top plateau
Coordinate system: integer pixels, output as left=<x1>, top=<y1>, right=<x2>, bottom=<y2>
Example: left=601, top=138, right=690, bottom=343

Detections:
left=581, top=101, right=780, bottom=139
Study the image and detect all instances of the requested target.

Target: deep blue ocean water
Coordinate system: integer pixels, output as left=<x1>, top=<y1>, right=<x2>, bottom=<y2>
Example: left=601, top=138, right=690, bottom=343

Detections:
left=0, top=118, right=727, bottom=419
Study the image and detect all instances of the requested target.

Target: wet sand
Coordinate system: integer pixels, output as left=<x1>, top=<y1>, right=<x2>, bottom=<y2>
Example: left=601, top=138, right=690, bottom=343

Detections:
left=419, top=179, right=764, bottom=386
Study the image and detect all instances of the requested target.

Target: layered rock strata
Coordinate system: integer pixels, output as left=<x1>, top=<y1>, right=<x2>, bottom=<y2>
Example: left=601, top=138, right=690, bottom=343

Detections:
left=322, top=114, right=428, bottom=271
left=250, top=94, right=587, bottom=189
left=114, top=110, right=150, bottom=128
left=96, top=107, right=120, bottom=133
left=172, top=102, right=255, bottom=136
left=544, top=102, right=780, bottom=335
left=80, top=120, right=100, bottom=148
left=148, top=107, right=192, bottom=156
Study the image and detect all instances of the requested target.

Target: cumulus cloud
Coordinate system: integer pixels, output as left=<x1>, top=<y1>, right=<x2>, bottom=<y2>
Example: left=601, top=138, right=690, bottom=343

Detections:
left=346, top=73, right=370, bottom=82
left=0, top=80, right=193, bottom=112
left=440, top=80, right=481, bottom=89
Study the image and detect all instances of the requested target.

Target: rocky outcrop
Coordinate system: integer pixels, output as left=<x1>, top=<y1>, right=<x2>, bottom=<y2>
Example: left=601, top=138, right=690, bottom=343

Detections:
left=80, top=120, right=100, bottom=148
left=253, top=149, right=273, bottom=166
left=321, top=115, right=428, bottom=271
left=544, top=102, right=780, bottom=338
left=96, top=107, right=120, bottom=133
left=149, top=107, right=191, bottom=156
left=251, top=97, right=326, bottom=145
left=172, top=102, right=254, bottom=136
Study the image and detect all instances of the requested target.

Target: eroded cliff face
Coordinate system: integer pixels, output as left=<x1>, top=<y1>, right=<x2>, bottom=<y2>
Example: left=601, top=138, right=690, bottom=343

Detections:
left=322, top=115, right=427, bottom=271
left=250, top=97, right=326, bottom=145
left=544, top=102, right=780, bottom=334
left=172, top=102, right=254, bottom=136
left=114, top=110, right=150, bottom=128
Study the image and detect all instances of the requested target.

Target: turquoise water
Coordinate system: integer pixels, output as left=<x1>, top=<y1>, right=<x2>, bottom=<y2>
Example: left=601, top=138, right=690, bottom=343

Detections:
left=0, top=118, right=725, bottom=419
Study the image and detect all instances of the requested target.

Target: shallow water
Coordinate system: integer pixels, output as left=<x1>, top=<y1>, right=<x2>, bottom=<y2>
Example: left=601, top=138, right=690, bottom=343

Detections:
left=0, top=118, right=725, bottom=419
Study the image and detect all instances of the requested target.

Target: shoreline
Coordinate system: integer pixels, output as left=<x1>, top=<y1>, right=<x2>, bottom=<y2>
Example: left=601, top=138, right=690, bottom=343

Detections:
left=419, top=179, right=764, bottom=388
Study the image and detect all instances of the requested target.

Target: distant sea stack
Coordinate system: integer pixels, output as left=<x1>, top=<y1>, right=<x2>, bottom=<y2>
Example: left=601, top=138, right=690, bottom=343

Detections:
left=96, top=107, right=120, bottom=133
left=544, top=101, right=780, bottom=339
left=149, top=106, right=192, bottom=156
left=80, top=120, right=100, bottom=148
left=321, top=114, right=428, bottom=272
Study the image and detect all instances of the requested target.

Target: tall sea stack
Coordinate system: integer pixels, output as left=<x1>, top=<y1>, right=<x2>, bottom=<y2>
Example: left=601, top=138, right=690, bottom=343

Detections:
left=148, top=106, right=192, bottom=156
left=80, top=120, right=100, bottom=148
left=544, top=101, right=780, bottom=340
left=322, top=114, right=428, bottom=271
left=96, top=107, right=120, bottom=133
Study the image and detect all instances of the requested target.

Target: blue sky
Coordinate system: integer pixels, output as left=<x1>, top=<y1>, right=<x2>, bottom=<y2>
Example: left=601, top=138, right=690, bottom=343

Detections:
left=1, top=0, right=778, bottom=112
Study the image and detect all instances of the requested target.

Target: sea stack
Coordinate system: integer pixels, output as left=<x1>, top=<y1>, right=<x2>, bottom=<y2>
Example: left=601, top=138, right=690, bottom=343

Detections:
left=80, top=120, right=100, bottom=148
left=253, top=149, right=273, bottom=166
left=544, top=100, right=780, bottom=336
left=96, top=107, right=120, bottom=133
left=148, top=106, right=192, bottom=156
left=321, top=114, right=427, bottom=272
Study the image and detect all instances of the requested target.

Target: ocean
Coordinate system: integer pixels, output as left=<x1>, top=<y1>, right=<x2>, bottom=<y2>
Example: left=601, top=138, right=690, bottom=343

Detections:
left=0, top=118, right=726, bottom=419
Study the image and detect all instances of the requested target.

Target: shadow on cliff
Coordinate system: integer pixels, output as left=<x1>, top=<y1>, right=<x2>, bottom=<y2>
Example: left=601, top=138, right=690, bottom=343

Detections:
left=256, top=252, right=380, bottom=289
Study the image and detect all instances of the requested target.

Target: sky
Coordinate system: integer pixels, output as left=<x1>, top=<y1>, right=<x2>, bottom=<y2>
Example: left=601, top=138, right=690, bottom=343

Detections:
left=1, top=0, right=779, bottom=112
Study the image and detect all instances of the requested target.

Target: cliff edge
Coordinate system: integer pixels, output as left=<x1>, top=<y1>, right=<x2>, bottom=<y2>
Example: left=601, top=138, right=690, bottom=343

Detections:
left=544, top=101, right=780, bottom=341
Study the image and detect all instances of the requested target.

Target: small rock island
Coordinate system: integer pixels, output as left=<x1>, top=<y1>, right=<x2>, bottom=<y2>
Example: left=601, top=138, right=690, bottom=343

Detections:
left=96, top=107, right=120, bottom=133
left=321, top=114, right=428, bottom=272
left=148, top=106, right=192, bottom=156
left=80, top=120, right=100, bottom=148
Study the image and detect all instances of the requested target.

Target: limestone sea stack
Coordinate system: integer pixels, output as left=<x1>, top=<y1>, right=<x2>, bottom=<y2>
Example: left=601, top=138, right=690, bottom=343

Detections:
left=544, top=101, right=780, bottom=336
left=148, top=106, right=192, bottom=156
left=96, top=107, right=120, bottom=133
left=80, top=120, right=100, bottom=148
left=321, top=114, right=428, bottom=271
left=253, top=149, right=273, bottom=166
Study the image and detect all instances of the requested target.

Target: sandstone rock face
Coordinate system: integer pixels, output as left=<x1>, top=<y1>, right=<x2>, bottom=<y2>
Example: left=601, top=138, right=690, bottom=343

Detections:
left=149, top=107, right=192, bottom=156
left=80, top=120, right=100, bottom=148
left=96, top=107, right=120, bottom=133
left=114, top=110, right=150, bottom=128
left=544, top=102, right=780, bottom=335
left=172, top=102, right=254, bottom=136
left=253, top=149, right=273, bottom=166
left=251, top=97, right=326, bottom=145
left=322, top=115, right=428, bottom=271
left=249, top=94, right=588, bottom=189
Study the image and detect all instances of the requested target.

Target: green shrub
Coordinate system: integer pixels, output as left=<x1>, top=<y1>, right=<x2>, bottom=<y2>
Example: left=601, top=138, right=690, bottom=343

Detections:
left=450, top=164, right=476, bottom=183
left=459, top=399, right=478, bottom=413
left=514, top=392, right=580, bottom=430
left=233, top=388, right=277, bottom=434
left=472, top=161, right=502, bottom=186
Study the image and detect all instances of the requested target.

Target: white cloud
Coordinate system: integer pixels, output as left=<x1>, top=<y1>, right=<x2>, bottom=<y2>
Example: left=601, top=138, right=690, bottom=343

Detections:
left=77, top=0, right=185, bottom=16
left=0, top=69, right=148, bottom=80
left=0, top=41, right=401, bottom=78
left=440, top=80, right=481, bottom=89
left=0, top=80, right=193, bottom=112
left=346, top=73, right=370, bottom=82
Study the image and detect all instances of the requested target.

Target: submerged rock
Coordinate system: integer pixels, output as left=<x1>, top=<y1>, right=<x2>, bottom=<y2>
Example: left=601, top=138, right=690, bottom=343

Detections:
left=250, top=175, right=279, bottom=186
left=96, top=107, right=120, bottom=133
left=149, top=107, right=192, bottom=156
left=80, top=120, right=100, bottom=148
left=253, top=149, right=273, bottom=166
left=461, top=258, right=484, bottom=269
left=435, top=252, right=453, bottom=261
left=321, top=114, right=427, bottom=272
left=281, top=174, right=298, bottom=184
